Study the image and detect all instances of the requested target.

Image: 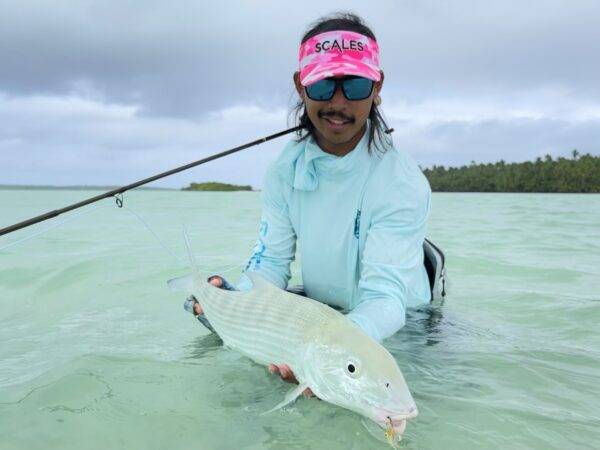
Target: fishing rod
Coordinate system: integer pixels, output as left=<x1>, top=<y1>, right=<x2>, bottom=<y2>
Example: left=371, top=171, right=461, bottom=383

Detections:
left=0, top=126, right=303, bottom=237
left=1, top=113, right=395, bottom=238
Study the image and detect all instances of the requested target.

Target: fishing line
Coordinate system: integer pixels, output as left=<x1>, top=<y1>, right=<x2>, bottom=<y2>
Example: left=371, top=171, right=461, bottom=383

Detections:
left=121, top=204, right=183, bottom=264
left=0, top=200, right=246, bottom=274
left=124, top=206, right=246, bottom=273
left=0, top=203, right=112, bottom=252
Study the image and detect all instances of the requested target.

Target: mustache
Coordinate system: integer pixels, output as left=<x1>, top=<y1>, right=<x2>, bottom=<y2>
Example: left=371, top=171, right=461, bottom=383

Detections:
left=318, top=110, right=354, bottom=122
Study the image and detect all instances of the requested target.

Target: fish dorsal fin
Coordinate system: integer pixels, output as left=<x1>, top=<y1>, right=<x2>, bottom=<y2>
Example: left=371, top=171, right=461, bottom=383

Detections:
left=246, top=272, right=281, bottom=295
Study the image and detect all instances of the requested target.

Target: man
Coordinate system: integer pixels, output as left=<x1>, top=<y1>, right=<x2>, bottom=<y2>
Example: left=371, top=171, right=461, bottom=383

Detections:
left=186, top=13, right=437, bottom=392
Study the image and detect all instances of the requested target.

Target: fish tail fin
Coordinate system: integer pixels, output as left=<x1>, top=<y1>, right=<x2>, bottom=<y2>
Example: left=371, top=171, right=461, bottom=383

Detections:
left=167, top=273, right=196, bottom=293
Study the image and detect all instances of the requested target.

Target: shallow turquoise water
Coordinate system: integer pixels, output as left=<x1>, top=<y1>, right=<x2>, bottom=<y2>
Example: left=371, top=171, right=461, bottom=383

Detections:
left=1, top=190, right=599, bottom=449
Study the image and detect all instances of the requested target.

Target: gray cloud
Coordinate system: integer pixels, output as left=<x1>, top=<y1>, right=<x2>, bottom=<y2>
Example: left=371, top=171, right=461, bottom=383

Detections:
left=0, top=2, right=300, bottom=116
left=2, top=1, right=599, bottom=115
left=0, top=0, right=598, bottom=187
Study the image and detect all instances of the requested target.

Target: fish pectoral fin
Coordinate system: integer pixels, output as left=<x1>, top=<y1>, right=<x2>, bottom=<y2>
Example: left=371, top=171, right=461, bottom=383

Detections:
left=261, top=383, right=308, bottom=415
left=167, top=273, right=195, bottom=293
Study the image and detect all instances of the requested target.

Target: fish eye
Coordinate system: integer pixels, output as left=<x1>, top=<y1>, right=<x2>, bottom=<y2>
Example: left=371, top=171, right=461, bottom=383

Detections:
left=344, top=360, right=360, bottom=378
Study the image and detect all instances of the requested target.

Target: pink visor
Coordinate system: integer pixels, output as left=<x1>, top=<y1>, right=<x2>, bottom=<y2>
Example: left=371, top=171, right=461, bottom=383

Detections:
left=298, top=30, right=381, bottom=86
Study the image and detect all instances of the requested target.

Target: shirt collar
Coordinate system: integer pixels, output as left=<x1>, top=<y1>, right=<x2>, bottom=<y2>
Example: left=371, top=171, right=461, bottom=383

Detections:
left=293, top=124, right=371, bottom=191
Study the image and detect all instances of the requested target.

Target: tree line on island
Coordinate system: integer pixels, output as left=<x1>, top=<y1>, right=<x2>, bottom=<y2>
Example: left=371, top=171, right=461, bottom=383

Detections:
left=182, top=151, right=599, bottom=193
left=422, top=150, right=600, bottom=193
left=182, top=182, right=253, bottom=191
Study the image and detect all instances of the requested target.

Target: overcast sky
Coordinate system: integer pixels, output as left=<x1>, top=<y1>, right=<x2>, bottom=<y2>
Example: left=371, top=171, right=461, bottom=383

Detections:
left=1, top=0, right=599, bottom=188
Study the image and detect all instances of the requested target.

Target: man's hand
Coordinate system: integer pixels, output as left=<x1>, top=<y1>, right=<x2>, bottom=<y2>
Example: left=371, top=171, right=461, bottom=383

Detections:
left=268, top=363, right=314, bottom=398
left=191, top=275, right=224, bottom=316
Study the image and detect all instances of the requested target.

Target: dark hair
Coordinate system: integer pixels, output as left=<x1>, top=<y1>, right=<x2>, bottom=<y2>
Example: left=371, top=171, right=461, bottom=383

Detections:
left=290, top=12, right=392, bottom=154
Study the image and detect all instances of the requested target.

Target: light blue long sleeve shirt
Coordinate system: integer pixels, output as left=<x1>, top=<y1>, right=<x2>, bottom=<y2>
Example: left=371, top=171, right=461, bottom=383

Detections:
left=238, top=128, right=432, bottom=342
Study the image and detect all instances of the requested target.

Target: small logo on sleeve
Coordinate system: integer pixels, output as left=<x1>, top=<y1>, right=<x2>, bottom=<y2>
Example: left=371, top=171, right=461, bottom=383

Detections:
left=259, top=220, right=268, bottom=237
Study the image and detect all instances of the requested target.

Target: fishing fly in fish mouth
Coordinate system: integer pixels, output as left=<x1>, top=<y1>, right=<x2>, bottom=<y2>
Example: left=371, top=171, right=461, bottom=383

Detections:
left=175, top=11, right=447, bottom=446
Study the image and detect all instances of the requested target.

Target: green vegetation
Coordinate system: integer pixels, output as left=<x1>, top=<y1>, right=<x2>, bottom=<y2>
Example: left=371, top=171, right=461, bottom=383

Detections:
left=182, top=182, right=253, bottom=192
left=423, top=151, right=600, bottom=193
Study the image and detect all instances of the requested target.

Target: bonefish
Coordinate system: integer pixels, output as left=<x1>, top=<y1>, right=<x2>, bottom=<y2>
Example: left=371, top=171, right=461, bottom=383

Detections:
left=169, top=269, right=418, bottom=444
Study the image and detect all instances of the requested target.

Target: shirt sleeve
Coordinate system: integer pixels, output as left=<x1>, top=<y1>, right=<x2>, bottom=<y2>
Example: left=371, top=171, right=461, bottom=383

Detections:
left=347, top=169, right=432, bottom=342
left=237, top=165, right=296, bottom=291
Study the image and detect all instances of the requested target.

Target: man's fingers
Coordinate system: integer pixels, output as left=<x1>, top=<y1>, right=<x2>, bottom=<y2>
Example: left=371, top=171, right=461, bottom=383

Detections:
left=303, top=387, right=314, bottom=398
left=279, top=365, right=291, bottom=378
left=278, top=364, right=298, bottom=383
left=267, top=363, right=299, bottom=384
left=266, top=363, right=315, bottom=398
left=208, top=275, right=223, bottom=288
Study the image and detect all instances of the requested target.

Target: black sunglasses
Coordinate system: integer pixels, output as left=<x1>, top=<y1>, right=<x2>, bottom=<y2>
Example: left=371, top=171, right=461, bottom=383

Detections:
left=305, top=76, right=375, bottom=101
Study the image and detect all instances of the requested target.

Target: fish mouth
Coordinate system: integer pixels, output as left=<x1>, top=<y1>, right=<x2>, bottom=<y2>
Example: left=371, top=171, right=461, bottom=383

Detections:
left=375, top=404, right=419, bottom=428
left=379, top=403, right=418, bottom=419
